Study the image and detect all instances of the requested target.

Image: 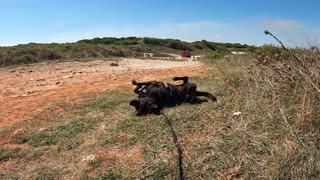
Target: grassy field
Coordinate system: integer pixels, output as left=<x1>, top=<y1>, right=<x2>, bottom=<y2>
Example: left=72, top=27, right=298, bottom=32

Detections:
left=1, top=52, right=319, bottom=179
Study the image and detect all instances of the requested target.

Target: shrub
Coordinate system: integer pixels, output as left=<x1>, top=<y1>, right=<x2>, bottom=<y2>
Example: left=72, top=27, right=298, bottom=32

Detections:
left=143, top=38, right=163, bottom=45
left=37, top=49, right=62, bottom=60
left=255, top=31, right=320, bottom=135
left=166, top=40, right=192, bottom=50
left=0, top=43, right=130, bottom=66
left=204, top=52, right=225, bottom=60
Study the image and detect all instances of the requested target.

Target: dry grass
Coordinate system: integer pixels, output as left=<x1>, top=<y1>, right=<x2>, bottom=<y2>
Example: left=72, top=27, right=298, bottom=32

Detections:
left=0, top=51, right=319, bottom=179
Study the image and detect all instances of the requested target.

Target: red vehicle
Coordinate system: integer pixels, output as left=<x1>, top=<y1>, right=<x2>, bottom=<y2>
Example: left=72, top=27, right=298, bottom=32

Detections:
left=181, top=50, right=191, bottom=57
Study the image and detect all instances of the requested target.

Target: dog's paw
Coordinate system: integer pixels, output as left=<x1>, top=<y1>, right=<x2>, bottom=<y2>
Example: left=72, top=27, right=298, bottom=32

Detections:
left=131, top=79, right=137, bottom=85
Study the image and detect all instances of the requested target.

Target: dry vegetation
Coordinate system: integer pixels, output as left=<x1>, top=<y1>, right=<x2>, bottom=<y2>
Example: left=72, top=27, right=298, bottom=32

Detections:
left=0, top=35, right=319, bottom=179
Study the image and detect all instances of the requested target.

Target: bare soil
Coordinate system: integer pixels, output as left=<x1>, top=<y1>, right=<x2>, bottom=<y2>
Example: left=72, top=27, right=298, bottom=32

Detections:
left=0, top=58, right=205, bottom=128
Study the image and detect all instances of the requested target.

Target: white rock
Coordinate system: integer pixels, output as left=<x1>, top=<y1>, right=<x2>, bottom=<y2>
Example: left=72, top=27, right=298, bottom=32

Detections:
left=82, top=154, right=96, bottom=161
left=232, top=112, right=242, bottom=116
left=63, top=75, right=74, bottom=79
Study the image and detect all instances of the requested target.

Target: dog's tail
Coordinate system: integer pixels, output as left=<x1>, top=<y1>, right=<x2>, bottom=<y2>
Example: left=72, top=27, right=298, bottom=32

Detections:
left=196, top=91, right=217, bottom=101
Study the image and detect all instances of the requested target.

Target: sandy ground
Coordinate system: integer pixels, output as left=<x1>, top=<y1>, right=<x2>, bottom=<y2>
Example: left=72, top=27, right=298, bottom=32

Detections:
left=0, top=58, right=206, bottom=129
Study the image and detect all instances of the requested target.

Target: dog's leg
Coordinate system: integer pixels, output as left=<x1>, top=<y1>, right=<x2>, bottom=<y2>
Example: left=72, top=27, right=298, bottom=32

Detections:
left=132, top=80, right=157, bottom=86
left=196, top=91, right=217, bottom=101
left=131, top=80, right=157, bottom=94
left=173, top=76, right=189, bottom=85
left=131, top=79, right=138, bottom=85
left=134, top=85, right=143, bottom=94
left=132, top=80, right=142, bottom=94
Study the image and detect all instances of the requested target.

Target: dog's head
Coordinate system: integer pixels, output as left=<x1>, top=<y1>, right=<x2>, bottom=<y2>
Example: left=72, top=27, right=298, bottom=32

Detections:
left=129, top=97, right=159, bottom=116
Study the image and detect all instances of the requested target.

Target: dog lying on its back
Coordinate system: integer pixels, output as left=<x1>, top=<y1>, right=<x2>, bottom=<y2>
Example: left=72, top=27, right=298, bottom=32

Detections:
left=129, top=76, right=217, bottom=116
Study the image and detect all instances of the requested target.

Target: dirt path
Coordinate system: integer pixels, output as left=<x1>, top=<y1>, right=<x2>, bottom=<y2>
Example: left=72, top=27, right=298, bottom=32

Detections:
left=0, top=58, right=206, bottom=128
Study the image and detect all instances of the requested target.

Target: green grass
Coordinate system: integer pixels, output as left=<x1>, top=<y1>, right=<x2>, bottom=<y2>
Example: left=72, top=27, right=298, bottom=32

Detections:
left=0, top=147, right=24, bottom=162
left=0, top=55, right=319, bottom=179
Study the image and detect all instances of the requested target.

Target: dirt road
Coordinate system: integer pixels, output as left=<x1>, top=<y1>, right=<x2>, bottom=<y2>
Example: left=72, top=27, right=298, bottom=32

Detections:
left=0, top=58, right=206, bottom=128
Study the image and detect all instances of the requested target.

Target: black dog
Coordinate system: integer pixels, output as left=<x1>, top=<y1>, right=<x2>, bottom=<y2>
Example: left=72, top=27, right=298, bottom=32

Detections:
left=129, top=76, right=217, bottom=115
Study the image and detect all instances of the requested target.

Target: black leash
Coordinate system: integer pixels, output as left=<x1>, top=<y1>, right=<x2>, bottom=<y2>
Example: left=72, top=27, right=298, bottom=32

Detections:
left=162, top=112, right=184, bottom=180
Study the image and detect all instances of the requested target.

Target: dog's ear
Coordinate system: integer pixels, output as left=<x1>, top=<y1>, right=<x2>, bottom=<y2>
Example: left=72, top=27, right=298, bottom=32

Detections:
left=129, top=99, right=140, bottom=108
left=148, top=101, right=158, bottom=109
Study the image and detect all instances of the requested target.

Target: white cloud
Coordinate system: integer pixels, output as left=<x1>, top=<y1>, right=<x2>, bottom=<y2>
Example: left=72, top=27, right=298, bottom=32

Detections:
left=259, top=19, right=303, bottom=31
left=2, top=18, right=320, bottom=47
left=45, top=20, right=273, bottom=45
left=257, top=19, right=318, bottom=46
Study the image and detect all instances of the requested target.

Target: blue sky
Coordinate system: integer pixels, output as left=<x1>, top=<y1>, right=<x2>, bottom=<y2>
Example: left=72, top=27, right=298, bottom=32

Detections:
left=1, top=0, right=320, bottom=46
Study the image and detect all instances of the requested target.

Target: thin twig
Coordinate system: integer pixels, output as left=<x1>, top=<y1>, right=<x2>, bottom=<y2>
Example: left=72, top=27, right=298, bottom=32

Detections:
left=264, top=30, right=303, bottom=65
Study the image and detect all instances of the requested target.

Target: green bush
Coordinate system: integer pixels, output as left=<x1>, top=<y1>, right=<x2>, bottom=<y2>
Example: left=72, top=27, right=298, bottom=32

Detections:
left=143, top=37, right=163, bottom=45
left=0, top=37, right=254, bottom=67
left=166, top=39, right=191, bottom=50
left=0, top=43, right=130, bottom=66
